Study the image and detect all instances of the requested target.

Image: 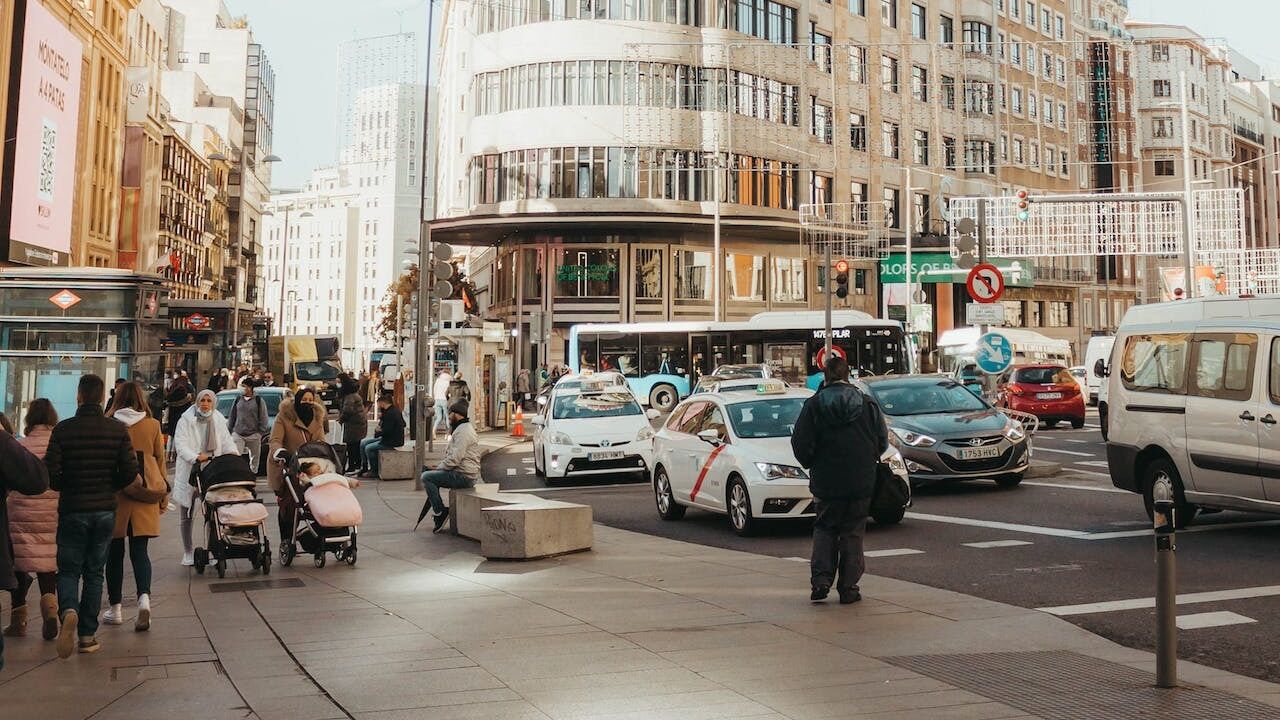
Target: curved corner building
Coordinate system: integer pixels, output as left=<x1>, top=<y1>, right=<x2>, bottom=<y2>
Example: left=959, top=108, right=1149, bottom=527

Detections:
left=430, top=0, right=1132, bottom=366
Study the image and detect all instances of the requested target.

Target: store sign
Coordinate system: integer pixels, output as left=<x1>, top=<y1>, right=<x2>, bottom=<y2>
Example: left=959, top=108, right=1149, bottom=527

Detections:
left=556, top=263, right=617, bottom=282
left=5, top=0, right=83, bottom=266
left=49, top=289, right=81, bottom=310
left=879, top=253, right=1034, bottom=287
left=184, top=313, right=210, bottom=330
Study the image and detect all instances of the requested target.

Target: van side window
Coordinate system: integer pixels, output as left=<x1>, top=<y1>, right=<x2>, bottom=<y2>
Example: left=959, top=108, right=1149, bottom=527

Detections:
left=1270, top=338, right=1280, bottom=404
left=1191, top=334, right=1256, bottom=401
left=1120, top=333, right=1189, bottom=394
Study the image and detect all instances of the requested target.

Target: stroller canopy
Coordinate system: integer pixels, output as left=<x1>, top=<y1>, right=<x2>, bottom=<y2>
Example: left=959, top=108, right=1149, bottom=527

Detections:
left=198, top=453, right=256, bottom=493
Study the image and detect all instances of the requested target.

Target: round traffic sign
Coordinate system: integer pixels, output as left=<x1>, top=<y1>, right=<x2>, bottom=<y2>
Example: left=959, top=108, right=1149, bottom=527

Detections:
left=814, top=344, right=847, bottom=369
left=834, top=258, right=850, bottom=274
left=966, top=263, right=1005, bottom=304
left=975, top=332, right=1014, bottom=375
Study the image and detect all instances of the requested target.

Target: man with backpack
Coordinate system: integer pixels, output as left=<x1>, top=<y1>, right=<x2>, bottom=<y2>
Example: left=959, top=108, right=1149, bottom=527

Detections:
left=790, top=356, right=888, bottom=605
left=228, top=380, right=270, bottom=474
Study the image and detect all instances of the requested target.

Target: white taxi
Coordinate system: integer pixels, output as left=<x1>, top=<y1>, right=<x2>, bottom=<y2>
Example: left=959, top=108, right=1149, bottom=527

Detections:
left=652, top=381, right=908, bottom=535
left=531, top=380, right=659, bottom=484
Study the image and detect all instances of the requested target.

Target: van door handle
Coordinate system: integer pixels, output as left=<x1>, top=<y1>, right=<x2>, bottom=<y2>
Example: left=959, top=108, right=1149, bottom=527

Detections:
left=1263, top=415, right=1277, bottom=425
left=1240, top=411, right=1256, bottom=421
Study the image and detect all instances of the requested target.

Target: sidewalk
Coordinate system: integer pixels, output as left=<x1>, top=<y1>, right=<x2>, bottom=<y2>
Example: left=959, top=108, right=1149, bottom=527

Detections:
left=3, top=461, right=1279, bottom=719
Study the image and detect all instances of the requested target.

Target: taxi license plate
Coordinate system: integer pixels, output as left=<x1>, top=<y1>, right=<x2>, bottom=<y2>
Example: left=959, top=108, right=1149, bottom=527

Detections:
left=1037, top=392, right=1063, bottom=400
left=589, top=450, right=624, bottom=462
left=958, top=446, right=1002, bottom=460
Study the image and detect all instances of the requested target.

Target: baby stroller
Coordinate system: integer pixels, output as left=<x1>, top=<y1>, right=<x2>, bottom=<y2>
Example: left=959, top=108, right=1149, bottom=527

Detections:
left=193, top=453, right=271, bottom=578
left=278, top=442, right=360, bottom=568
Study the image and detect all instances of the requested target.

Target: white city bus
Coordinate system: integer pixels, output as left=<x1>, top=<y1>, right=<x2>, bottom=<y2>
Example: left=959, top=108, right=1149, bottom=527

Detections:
left=569, top=311, right=913, bottom=411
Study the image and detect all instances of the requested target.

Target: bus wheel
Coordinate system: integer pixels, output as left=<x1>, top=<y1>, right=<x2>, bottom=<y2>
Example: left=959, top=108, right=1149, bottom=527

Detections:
left=649, top=384, right=678, bottom=413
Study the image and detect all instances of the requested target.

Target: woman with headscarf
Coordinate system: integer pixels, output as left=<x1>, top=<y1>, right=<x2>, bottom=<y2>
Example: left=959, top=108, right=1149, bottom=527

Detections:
left=269, top=387, right=328, bottom=544
left=171, top=389, right=237, bottom=567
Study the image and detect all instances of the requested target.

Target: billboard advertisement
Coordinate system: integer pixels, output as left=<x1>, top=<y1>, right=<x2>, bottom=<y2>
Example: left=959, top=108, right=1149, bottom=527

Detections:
left=3, top=0, right=83, bottom=266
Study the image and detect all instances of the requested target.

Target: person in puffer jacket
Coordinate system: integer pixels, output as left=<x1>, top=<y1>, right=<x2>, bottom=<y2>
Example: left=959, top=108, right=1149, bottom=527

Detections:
left=5, top=399, right=60, bottom=642
left=0, top=404, right=52, bottom=672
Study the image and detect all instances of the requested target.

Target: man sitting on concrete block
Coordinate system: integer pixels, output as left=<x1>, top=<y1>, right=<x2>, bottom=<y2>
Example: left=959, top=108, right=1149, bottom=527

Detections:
left=415, top=400, right=483, bottom=533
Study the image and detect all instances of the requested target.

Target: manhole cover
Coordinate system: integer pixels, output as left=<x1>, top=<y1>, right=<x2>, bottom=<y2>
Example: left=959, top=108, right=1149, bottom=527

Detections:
left=209, top=578, right=305, bottom=593
left=884, top=651, right=1280, bottom=720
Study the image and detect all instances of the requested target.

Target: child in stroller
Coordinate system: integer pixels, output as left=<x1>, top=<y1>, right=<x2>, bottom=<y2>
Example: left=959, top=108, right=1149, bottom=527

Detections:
left=194, top=454, right=271, bottom=578
left=277, top=442, right=361, bottom=568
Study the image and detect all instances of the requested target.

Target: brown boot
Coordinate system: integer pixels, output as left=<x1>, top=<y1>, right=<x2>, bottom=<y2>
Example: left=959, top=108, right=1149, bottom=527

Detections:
left=3, top=605, right=27, bottom=637
left=40, top=593, right=59, bottom=641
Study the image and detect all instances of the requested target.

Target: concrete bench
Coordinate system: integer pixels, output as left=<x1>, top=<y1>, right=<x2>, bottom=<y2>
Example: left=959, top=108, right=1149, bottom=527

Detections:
left=378, top=447, right=414, bottom=480
left=448, top=484, right=593, bottom=559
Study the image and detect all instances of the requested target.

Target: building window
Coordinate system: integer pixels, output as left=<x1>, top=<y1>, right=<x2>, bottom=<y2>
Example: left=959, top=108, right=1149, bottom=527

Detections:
left=940, top=75, right=955, bottom=109
left=811, top=172, right=832, bottom=206
left=938, top=14, right=953, bottom=45
left=1153, top=79, right=1171, bottom=97
left=1011, top=40, right=1021, bottom=66
left=199, top=52, right=210, bottom=63
left=882, top=121, right=900, bottom=159
left=1003, top=300, right=1024, bottom=326
left=881, top=54, right=899, bottom=93
left=674, top=250, right=712, bottom=300
left=849, top=111, right=866, bottom=151
left=913, top=129, right=929, bottom=165
left=965, top=140, right=995, bottom=174
left=1153, top=117, right=1173, bottom=139
left=772, top=257, right=807, bottom=303
left=884, top=187, right=900, bottom=228
left=555, top=248, right=620, bottom=298
left=1011, top=86, right=1023, bottom=114
left=809, top=24, right=832, bottom=72
left=849, top=0, right=865, bottom=15
left=943, top=136, right=957, bottom=169
left=910, top=3, right=926, bottom=39
left=962, top=21, right=991, bottom=55
left=911, top=66, right=929, bottom=102
left=726, top=253, right=765, bottom=302
left=1045, top=301, right=1071, bottom=327
left=848, top=46, right=867, bottom=83
left=881, top=0, right=897, bottom=28
left=851, top=179, right=867, bottom=205
left=811, top=98, right=832, bottom=144
left=912, top=192, right=930, bottom=233
left=1154, top=157, right=1175, bottom=176
left=1151, top=43, right=1170, bottom=62
left=965, top=81, right=992, bottom=116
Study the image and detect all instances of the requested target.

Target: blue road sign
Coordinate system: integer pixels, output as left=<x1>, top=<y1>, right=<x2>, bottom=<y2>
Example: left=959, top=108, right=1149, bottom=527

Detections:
left=975, top=332, right=1014, bottom=375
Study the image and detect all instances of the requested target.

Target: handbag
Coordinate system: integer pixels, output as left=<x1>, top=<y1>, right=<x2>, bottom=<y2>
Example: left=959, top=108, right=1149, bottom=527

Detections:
left=870, top=461, right=910, bottom=520
left=124, top=450, right=171, bottom=503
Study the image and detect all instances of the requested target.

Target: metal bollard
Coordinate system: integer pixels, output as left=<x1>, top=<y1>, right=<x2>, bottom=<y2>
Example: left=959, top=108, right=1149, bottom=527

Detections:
left=1152, top=477, right=1178, bottom=688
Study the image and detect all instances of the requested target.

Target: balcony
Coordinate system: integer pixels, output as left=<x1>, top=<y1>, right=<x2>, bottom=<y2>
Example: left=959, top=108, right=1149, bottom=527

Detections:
left=1234, top=124, right=1264, bottom=145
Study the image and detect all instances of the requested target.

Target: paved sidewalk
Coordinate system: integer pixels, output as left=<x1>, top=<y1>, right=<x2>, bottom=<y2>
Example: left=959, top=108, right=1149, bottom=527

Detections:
left=3, top=466, right=1279, bottom=719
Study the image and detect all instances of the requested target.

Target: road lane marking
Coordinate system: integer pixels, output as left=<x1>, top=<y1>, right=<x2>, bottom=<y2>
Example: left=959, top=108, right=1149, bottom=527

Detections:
left=963, top=540, right=1034, bottom=548
left=1031, top=446, right=1094, bottom=457
left=905, top=511, right=1280, bottom=540
left=1176, top=611, right=1257, bottom=630
left=1059, top=469, right=1113, bottom=479
left=864, top=548, right=925, bottom=558
left=506, top=468, right=516, bottom=476
left=522, top=457, right=533, bottom=464
left=1061, top=439, right=1093, bottom=444
left=1075, top=460, right=1109, bottom=468
left=784, top=556, right=807, bottom=562
left=1038, top=586, right=1280, bottom=616
left=1023, top=481, right=1127, bottom=494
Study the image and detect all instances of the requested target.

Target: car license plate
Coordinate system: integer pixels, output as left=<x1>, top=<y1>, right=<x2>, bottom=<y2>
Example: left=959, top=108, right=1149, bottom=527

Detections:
left=1037, top=392, right=1063, bottom=400
left=958, top=446, right=1002, bottom=460
left=589, top=450, right=624, bottom=462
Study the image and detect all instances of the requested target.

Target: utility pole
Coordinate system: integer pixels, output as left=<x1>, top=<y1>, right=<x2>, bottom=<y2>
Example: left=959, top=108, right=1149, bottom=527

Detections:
left=1179, top=70, right=1196, bottom=298
left=904, top=166, right=914, bottom=339
left=977, top=199, right=993, bottom=400
left=414, top=0, right=438, bottom=486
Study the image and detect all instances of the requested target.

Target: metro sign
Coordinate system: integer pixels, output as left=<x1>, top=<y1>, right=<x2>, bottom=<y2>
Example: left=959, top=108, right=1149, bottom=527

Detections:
left=184, top=313, right=210, bottom=330
left=50, top=289, right=82, bottom=310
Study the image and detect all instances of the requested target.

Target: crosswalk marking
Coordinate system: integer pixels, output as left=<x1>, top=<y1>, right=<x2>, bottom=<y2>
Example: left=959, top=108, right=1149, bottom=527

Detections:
left=865, top=548, right=925, bottom=558
left=506, top=468, right=516, bottom=476
left=963, top=540, right=1033, bottom=549
left=1075, top=460, right=1109, bottom=468
left=1033, top=446, right=1094, bottom=457
left=1176, top=611, right=1257, bottom=630
left=1038, top=585, right=1280, bottom=616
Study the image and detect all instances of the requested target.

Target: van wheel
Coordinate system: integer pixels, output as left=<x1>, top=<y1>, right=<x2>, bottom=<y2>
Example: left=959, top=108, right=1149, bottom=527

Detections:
left=1142, top=457, right=1197, bottom=529
left=649, top=384, right=678, bottom=413
left=654, top=467, right=686, bottom=520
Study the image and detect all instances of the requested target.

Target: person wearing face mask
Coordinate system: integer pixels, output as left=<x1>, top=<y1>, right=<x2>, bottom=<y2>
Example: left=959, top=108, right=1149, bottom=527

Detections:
left=172, top=389, right=237, bottom=567
left=269, top=387, right=328, bottom=543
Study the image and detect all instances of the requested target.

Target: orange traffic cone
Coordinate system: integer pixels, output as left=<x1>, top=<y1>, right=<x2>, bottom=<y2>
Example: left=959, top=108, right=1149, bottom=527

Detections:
left=510, top=406, right=526, bottom=438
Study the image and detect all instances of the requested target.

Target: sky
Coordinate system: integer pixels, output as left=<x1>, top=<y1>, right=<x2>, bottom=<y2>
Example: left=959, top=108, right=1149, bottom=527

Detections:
left=224, top=0, right=432, bottom=189
left=232, top=0, right=1280, bottom=190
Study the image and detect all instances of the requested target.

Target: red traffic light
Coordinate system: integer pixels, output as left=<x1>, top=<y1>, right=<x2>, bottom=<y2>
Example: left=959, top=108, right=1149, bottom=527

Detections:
left=1015, top=189, right=1029, bottom=200
left=834, top=258, right=851, bottom=274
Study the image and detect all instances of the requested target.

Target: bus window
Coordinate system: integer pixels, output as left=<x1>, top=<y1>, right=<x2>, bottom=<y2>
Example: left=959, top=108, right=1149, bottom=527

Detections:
left=578, top=333, right=599, bottom=372
left=599, top=333, right=639, bottom=376
left=640, top=333, right=688, bottom=377
left=766, top=344, right=807, bottom=386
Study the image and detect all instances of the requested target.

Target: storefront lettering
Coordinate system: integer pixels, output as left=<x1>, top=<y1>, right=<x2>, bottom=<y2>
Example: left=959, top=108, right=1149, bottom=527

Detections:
left=556, top=263, right=617, bottom=282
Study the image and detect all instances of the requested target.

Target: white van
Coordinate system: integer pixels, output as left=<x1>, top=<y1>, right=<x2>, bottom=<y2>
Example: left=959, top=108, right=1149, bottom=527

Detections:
left=1102, top=295, right=1280, bottom=525
left=1083, top=336, right=1114, bottom=406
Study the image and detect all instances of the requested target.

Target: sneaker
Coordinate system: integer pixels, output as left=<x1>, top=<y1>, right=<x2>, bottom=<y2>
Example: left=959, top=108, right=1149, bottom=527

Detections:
left=135, top=594, right=151, bottom=633
left=810, top=585, right=830, bottom=603
left=78, top=636, right=101, bottom=654
left=432, top=507, right=450, bottom=534
left=102, top=604, right=124, bottom=626
left=56, top=610, right=78, bottom=659
left=838, top=589, right=862, bottom=605
left=181, top=551, right=195, bottom=567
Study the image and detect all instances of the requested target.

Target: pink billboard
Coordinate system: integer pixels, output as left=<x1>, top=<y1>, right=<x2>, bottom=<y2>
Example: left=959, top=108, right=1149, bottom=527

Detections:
left=6, top=0, right=83, bottom=266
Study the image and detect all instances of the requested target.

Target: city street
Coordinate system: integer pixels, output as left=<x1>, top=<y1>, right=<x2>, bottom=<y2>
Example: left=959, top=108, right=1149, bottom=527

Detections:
left=485, top=410, right=1280, bottom=685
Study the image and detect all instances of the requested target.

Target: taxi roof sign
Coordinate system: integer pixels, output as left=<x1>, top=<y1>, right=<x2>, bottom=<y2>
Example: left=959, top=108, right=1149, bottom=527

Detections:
left=756, top=380, right=788, bottom=395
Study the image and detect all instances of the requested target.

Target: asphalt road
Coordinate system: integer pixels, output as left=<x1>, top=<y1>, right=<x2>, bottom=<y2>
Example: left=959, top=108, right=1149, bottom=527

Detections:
left=484, top=409, right=1280, bottom=684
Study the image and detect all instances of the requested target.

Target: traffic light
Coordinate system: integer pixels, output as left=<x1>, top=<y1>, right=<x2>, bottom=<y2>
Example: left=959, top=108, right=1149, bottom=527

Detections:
left=1014, top=189, right=1031, bottom=221
left=834, top=258, right=850, bottom=299
left=954, top=217, right=977, bottom=269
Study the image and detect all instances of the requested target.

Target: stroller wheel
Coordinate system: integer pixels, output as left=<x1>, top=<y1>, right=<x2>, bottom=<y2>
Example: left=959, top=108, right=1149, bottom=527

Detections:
left=194, top=547, right=207, bottom=575
left=216, top=558, right=226, bottom=579
left=280, top=542, right=295, bottom=567
left=314, top=553, right=326, bottom=569
left=345, top=547, right=357, bottom=566
left=260, top=539, right=272, bottom=575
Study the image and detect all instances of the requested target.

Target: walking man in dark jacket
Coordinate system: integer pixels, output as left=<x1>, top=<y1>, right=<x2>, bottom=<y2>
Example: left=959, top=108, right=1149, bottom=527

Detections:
left=0, top=428, right=50, bottom=671
left=43, top=374, right=139, bottom=658
left=790, top=356, right=888, bottom=604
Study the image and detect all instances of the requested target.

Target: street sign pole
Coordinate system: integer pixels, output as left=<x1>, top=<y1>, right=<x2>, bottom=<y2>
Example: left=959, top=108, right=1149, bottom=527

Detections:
left=977, top=199, right=995, bottom=400
left=824, top=241, right=833, bottom=359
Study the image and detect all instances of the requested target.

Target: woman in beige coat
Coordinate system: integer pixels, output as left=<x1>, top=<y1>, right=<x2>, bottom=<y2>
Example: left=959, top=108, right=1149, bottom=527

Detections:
left=5, top=399, right=60, bottom=640
left=103, top=382, right=167, bottom=632
left=269, top=388, right=328, bottom=545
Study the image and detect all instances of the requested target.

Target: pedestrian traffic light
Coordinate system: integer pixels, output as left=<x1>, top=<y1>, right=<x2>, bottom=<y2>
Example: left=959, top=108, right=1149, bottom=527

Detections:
left=1015, top=189, right=1031, bottom=221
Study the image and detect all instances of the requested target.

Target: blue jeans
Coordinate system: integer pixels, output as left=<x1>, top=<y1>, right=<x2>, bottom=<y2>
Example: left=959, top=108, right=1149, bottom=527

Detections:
left=433, top=403, right=447, bottom=435
left=421, top=470, right=476, bottom=514
left=361, top=437, right=387, bottom=474
left=57, top=510, right=116, bottom=638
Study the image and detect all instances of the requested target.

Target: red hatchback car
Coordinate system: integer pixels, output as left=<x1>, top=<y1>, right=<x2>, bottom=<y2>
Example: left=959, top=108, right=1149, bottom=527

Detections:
left=996, top=364, right=1086, bottom=429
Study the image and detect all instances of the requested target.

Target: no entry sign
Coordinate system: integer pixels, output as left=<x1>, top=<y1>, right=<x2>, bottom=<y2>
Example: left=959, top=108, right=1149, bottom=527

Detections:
left=814, top=344, right=847, bottom=369
left=966, top=264, right=1005, bottom=304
